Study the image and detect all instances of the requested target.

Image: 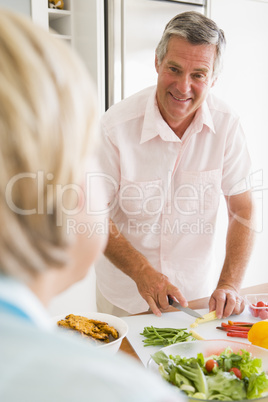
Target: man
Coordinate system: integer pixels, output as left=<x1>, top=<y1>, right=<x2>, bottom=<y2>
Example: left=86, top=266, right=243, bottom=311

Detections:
left=0, top=9, right=185, bottom=402
left=94, top=12, right=255, bottom=319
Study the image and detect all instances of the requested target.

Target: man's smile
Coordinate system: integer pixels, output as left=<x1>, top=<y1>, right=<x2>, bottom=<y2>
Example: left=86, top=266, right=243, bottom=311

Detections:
left=170, top=92, right=191, bottom=102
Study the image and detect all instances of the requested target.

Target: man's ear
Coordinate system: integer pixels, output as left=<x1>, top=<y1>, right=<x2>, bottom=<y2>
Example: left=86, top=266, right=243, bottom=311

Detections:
left=155, top=53, right=159, bottom=73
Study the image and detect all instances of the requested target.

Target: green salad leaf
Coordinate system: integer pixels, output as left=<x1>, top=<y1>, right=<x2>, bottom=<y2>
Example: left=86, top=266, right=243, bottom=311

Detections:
left=207, top=371, right=246, bottom=400
left=176, top=362, right=208, bottom=396
left=152, top=351, right=208, bottom=397
left=247, top=372, right=268, bottom=399
left=151, top=347, right=268, bottom=401
left=212, top=348, right=262, bottom=378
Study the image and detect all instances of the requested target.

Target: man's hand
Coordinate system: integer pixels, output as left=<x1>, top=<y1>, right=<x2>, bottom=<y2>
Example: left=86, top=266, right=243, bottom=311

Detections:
left=105, top=219, right=187, bottom=316
left=134, top=265, right=187, bottom=316
left=209, top=285, right=245, bottom=319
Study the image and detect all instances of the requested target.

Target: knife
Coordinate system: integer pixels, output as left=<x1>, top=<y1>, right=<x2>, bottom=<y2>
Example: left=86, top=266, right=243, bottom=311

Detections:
left=168, top=296, right=204, bottom=319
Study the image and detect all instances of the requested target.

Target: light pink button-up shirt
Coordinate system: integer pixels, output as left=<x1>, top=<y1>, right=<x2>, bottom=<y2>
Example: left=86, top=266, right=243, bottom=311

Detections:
left=94, top=86, right=251, bottom=314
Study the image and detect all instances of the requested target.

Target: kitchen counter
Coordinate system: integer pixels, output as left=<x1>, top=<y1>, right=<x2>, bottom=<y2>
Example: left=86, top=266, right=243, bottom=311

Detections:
left=119, top=283, right=268, bottom=364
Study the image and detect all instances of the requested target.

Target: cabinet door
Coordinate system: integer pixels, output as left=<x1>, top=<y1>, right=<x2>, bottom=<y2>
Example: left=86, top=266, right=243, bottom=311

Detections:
left=210, top=0, right=268, bottom=285
left=31, top=0, right=48, bottom=29
left=72, top=0, right=105, bottom=115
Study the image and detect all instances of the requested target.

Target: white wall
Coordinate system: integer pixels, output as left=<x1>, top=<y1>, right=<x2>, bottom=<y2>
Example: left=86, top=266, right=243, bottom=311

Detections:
left=210, top=0, right=268, bottom=288
left=0, top=0, right=31, bottom=15
left=48, top=266, right=97, bottom=317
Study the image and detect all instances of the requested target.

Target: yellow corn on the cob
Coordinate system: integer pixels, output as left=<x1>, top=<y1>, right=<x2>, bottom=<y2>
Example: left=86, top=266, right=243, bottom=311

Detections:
left=190, top=310, right=217, bottom=328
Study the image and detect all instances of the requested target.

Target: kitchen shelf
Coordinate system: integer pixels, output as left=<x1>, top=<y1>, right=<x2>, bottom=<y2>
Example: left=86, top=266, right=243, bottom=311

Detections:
left=48, top=9, right=71, bottom=21
left=51, top=33, right=72, bottom=41
left=48, top=6, right=72, bottom=41
left=31, top=0, right=105, bottom=114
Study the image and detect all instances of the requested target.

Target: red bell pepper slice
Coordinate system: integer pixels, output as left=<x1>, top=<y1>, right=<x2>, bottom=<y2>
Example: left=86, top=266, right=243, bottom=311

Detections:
left=227, top=331, right=248, bottom=338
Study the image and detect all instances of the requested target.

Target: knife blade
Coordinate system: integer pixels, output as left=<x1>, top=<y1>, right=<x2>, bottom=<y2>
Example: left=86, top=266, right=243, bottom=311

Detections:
left=168, top=296, right=204, bottom=319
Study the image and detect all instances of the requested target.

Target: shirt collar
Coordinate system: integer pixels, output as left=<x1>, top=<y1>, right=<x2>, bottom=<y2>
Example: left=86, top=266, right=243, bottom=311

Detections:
left=140, top=87, right=215, bottom=144
left=140, top=87, right=180, bottom=144
left=193, top=97, right=216, bottom=135
left=0, top=274, right=54, bottom=331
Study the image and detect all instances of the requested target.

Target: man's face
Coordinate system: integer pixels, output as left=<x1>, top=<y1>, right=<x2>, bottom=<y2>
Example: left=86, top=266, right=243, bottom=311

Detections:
left=155, top=36, right=216, bottom=134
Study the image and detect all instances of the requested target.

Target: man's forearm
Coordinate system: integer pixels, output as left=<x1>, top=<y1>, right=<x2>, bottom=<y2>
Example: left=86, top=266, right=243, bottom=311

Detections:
left=104, top=219, right=151, bottom=282
left=104, top=219, right=187, bottom=315
left=218, top=193, right=255, bottom=290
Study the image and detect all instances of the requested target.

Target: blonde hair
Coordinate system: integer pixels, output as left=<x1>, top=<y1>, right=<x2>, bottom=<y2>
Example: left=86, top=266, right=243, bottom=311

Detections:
left=0, top=9, right=97, bottom=281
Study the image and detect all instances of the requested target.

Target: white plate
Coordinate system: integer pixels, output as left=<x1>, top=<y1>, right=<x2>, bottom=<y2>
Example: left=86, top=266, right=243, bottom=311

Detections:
left=54, top=312, right=128, bottom=354
left=148, top=339, right=268, bottom=402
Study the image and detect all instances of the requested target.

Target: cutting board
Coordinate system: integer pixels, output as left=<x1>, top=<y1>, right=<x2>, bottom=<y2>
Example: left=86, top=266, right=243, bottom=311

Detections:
left=122, top=308, right=257, bottom=366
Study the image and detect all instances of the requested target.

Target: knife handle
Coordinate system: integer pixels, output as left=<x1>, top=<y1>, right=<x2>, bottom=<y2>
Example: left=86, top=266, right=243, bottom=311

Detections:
left=168, top=295, right=174, bottom=305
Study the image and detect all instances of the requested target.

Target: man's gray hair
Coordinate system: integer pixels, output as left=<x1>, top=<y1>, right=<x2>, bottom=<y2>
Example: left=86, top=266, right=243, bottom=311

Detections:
left=156, top=11, right=226, bottom=79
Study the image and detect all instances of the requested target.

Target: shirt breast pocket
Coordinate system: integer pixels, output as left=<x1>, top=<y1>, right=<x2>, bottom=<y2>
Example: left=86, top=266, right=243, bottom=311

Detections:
left=175, top=169, right=222, bottom=215
left=119, top=177, right=164, bottom=220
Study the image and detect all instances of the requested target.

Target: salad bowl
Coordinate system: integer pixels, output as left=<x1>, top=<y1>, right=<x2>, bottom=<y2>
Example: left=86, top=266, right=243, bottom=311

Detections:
left=147, top=339, right=268, bottom=401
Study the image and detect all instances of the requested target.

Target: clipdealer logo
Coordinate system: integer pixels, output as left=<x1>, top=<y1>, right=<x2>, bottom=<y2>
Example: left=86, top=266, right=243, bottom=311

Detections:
left=85, top=171, right=218, bottom=216
left=4, top=169, right=265, bottom=236
left=126, top=217, right=214, bottom=236
left=5, top=171, right=84, bottom=226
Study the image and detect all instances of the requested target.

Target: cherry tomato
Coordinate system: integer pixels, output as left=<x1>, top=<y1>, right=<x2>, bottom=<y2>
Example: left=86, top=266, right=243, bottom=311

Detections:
left=205, top=359, right=218, bottom=372
left=259, top=309, right=268, bottom=320
left=250, top=306, right=259, bottom=317
left=230, top=367, right=242, bottom=379
left=257, top=301, right=266, bottom=308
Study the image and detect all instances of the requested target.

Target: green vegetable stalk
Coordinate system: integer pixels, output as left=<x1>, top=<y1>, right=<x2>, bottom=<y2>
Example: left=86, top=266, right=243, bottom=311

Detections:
left=176, top=362, right=208, bottom=396
left=141, top=326, right=194, bottom=346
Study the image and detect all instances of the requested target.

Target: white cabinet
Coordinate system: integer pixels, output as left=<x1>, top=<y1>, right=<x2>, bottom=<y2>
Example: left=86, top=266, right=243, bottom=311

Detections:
left=31, top=0, right=105, bottom=115
left=48, top=3, right=72, bottom=43
left=209, top=0, right=268, bottom=288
